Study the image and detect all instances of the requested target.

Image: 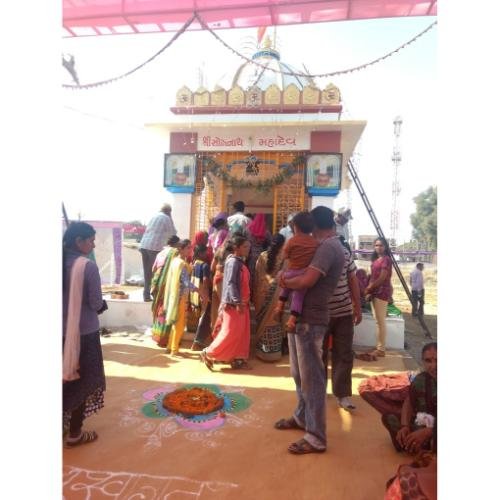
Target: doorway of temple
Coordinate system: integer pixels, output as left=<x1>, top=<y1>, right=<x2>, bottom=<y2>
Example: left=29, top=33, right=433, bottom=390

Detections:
left=191, top=151, right=307, bottom=236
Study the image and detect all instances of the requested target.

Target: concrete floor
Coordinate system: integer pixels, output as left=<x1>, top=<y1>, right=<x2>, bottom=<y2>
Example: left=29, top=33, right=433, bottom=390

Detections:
left=63, top=331, right=416, bottom=500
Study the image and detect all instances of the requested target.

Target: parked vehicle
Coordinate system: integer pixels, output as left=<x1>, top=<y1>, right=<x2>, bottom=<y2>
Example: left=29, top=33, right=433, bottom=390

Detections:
left=123, top=223, right=146, bottom=242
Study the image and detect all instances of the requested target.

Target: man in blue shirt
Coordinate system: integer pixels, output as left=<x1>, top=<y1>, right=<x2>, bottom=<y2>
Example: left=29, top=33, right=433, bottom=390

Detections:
left=139, top=204, right=177, bottom=301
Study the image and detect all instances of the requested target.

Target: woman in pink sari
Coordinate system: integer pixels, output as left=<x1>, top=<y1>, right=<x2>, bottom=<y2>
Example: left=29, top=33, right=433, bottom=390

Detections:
left=200, top=235, right=251, bottom=370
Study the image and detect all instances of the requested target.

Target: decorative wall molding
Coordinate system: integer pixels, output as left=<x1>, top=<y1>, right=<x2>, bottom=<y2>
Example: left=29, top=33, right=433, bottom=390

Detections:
left=174, top=82, right=341, bottom=113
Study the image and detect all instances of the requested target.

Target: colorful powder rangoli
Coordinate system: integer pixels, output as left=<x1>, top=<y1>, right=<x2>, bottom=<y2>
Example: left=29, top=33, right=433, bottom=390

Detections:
left=141, top=383, right=252, bottom=431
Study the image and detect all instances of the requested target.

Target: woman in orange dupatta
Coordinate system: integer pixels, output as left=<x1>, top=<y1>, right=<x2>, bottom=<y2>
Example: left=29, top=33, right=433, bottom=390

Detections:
left=201, top=235, right=251, bottom=370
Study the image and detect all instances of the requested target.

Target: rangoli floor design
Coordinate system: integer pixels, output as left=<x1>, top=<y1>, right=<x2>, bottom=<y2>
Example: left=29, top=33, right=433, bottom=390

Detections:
left=63, top=465, right=238, bottom=499
left=141, top=383, right=252, bottom=431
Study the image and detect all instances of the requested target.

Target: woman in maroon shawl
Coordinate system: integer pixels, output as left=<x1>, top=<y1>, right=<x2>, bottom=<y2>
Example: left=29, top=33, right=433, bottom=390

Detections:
left=244, top=213, right=271, bottom=277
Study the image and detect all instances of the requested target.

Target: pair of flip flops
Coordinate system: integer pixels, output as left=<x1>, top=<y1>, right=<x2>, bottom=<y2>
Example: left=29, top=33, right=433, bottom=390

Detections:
left=355, top=352, right=378, bottom=361
left=355, top=350, right=385, bottom=362
left=274, top=417, right=304, bottom=430
left=288, top=439, right=326, bottom=455
left=230, top=359, right=251, bottom=370
left=274, top=418, right=325, bottom=454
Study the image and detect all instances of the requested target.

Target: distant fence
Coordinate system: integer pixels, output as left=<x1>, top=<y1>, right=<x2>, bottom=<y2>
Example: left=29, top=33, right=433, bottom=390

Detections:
left=353, top=249, right=437, bottom=263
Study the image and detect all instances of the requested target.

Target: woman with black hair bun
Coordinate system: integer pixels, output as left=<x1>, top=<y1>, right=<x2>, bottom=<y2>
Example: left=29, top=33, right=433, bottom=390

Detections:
left=253, top=233, right=287, bottom=362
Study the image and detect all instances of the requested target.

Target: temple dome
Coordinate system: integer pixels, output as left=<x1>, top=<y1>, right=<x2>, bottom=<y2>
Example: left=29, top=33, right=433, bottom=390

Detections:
left=218, top=37, right=316, bottom=92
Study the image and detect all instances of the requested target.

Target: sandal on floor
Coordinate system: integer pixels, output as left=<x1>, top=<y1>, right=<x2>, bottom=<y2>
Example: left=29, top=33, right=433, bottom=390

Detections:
left=355, top=352, right=378, bottom=362
left=288, top=438, right=326, bottom=455
left=199, top=350, right=214, bottom=371
left=65, top=430, right=98, bottom=447
left=230, top=359, right=251, bottom=370
left=371, top=349, right=386, bottom=357
left=274, top=417, right=304, bottom=430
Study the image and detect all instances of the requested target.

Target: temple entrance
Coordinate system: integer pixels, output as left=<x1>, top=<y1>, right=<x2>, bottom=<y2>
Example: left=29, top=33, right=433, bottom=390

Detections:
left=191, top=151, right=307, bottom=236
left=227, top=185, right=274, bottom=232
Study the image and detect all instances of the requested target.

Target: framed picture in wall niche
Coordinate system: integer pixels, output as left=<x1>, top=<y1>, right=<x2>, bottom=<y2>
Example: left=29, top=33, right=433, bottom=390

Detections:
left=164, top=154, right=196, bottom=193
left=306, top=153, right=342, bottom=196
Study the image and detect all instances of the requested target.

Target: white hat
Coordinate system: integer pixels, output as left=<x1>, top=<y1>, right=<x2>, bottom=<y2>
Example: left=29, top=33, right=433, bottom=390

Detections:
left=337, top=207, right=353, bottom=220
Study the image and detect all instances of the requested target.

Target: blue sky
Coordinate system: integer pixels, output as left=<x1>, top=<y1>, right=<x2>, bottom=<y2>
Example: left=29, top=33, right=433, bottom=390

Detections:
left=62, top=15, right=437, bottom=243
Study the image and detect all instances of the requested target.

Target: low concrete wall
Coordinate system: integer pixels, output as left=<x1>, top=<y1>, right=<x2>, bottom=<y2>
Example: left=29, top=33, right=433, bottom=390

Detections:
left=100, top=289, right=152, bottom=328
left=101, top=296, right=404, bottom=350
left=354, top=313, right=404, bottom=350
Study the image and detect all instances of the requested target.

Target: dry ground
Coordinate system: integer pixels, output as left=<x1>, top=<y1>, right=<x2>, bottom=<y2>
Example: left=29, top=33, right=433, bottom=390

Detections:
left=64, top=333, right=416, bottom=500
left=67, top=258, right=439, bottom=499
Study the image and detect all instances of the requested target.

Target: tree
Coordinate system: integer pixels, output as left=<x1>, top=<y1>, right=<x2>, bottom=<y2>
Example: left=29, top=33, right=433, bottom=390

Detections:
left=410, top=186, right=437, bottom=250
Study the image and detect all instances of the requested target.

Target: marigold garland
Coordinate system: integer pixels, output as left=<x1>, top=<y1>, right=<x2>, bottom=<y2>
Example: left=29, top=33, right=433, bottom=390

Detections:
left=202, top=155, right=305, bottom=193
left=162, top=387, right=224, bottom=416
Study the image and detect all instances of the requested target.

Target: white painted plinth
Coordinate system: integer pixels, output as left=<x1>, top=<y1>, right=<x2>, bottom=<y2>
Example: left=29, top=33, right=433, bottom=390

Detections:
left=100, top=290, right=152, bottom=328
left=99, top=297, right=404, bottom=350
left=354, top=313, right=405, bottom=350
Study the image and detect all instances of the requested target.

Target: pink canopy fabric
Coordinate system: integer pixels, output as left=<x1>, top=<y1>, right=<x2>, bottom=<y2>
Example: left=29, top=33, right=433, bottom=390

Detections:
left=63, top=0, right=437, bottom=37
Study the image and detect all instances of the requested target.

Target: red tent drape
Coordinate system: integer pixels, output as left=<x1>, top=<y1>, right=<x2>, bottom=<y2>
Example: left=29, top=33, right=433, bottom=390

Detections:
left=63, top=0, right=437, bottom=37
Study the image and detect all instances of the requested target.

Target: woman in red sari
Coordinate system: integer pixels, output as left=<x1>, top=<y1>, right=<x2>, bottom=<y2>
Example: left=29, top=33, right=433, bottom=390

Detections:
left=200, top=235, right=251, bottom=370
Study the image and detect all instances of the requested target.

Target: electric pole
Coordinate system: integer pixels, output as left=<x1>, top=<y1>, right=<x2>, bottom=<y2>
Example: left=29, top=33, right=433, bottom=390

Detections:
left=390, top=116, right=402, bottom=246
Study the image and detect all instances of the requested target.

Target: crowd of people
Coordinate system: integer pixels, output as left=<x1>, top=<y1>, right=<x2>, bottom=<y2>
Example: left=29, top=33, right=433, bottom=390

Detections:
left=62, top=201, right=435, bottom=497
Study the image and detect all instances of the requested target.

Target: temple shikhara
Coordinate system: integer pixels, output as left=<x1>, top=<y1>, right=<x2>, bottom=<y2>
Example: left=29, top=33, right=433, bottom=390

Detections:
left=145, top=36, right=366, bottom=238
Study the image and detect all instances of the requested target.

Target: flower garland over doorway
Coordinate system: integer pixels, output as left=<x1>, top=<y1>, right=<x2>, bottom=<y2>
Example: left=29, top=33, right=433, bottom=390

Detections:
left=202, top=154, right=305, bottom=193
